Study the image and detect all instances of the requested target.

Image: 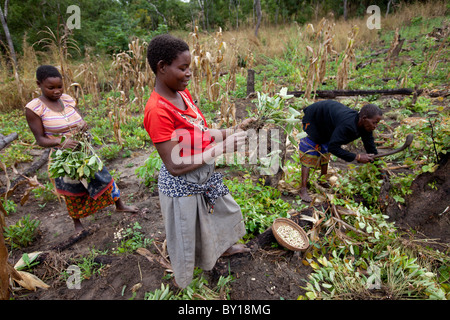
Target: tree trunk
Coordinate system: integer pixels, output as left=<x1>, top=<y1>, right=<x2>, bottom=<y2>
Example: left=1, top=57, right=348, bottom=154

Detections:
left=254, top=0, right=262, bottom=37
left=0, top=148, right=51, bottom=196
left=236, top=1, right=239, bottom=29
left=51, top=224, right=100, bottom=251
left=0, top=3, right=17, bottom=67
left=0, top=3, right=23, bottom=105
left=0, top=131, right=21, bottom=300
left=287, top=88, right=421, bottom=99
left=148, top=3, right=167, bottom=25
left=386, top=0, right=394, bottom=18
left=246, top=69, right=255, bottom=96
left=0, top=133, right=18, bottom=150
left=0, top=227, right=11, bottom=300
left=343, top=0, right=348, bottom=21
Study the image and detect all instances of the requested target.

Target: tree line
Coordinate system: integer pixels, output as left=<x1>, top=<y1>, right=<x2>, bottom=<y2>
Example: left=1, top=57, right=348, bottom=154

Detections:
left=1, top=0, right=413, bottom=58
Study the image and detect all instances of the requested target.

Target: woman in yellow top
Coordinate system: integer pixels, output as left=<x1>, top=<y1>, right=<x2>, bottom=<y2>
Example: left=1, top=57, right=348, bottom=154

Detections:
left=25, top=65, right=137, bottom=231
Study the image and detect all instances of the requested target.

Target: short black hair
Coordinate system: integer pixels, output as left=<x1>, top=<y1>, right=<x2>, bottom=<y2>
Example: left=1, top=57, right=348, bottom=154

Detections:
left=147, top=34, right=190, bottom=74
left=360, top=103, right=382, bottom=119
left=36, top=65, right=62, bottom=82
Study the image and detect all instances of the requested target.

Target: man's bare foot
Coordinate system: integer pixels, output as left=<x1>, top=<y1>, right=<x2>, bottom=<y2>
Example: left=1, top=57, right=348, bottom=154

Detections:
left=299, top=188, right=312, bottom=202
left=221, top=243, right=250, bottom=257
left=115, top=199, right=139, bottom=213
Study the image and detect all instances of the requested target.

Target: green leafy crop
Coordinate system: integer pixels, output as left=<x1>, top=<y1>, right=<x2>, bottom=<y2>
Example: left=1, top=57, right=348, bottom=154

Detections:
left=48, top=134, right=104, bottom=183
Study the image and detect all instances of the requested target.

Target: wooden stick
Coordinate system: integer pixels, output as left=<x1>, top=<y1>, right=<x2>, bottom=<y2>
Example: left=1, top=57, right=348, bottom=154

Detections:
left=0, top=133, right=18, bottom=150
left=51, top=224, right=100, bottom=251
left=0, top=148, right=51, bottom=196
left=332, top=217, right=369, bottom=236
left=288, top=88, right=421, bottom=99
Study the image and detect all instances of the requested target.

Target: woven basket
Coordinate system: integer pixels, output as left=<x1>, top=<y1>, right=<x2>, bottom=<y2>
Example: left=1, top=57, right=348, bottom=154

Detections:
left=272, top=218, right=309, bottom=252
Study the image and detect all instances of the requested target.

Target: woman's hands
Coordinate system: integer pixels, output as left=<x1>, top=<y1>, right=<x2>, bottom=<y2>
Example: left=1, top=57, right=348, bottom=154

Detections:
left=25, top=107, right=90, bottom=150
left=59, top=137, right=81, bottom=149
left=155, top=130, right=248, bottom=177
left=220, top=130, right=248, bottom=154
left=71, top=119, right=88, bottom=133
left=155, top=118, right=256, bottom=177
left=237, top=117, right=258, bottom=131
left=59, top=120, right=89, bottom=149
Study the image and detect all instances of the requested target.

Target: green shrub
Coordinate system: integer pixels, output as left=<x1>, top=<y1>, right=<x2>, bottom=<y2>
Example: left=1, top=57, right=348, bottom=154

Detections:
left=135, top=150, right=162, bottom=190
left=1, top=199, right=17, bottom=215
left=4, top=214, right=40, bottom=249
left=225, top=176, right=291, bottom=235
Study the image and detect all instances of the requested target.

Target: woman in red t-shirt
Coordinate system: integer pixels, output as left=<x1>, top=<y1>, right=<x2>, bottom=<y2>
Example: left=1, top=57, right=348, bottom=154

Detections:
left=144, top=34, right=253, bottom=288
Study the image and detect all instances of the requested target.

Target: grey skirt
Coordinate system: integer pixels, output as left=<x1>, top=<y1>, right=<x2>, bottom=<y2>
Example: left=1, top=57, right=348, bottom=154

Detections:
left=158, top=163, right=246, bottom=288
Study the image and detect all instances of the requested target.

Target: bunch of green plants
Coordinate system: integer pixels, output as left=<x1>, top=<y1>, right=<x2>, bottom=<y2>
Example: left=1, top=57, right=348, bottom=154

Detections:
left=97, top=144, right=122, bottom=160
left=334, top=16, right=448, bottom=92
left=225, top=176, right=291, bottom=235
left=302, top=245, right=447, bottom=300
left=121, top=123, right=150, bottom=150
left=250, top=88, right=302, bottom=138
left=178, top=272, right=234, bottom=300
left=298, top=186, right=450, bottom=301
left=394, top=110, right=449, bottom=165
left=247, top=88, right=304, bottom=177
left=48, top=133, right=104, bottom=183
left=85, top=116, right=112, bottom=145
left=229, top=73, right=248, bottom=99
left=144, top=283, right=175, bottom=300
left=75, top=248, right=108, bottom=280
left=0, top=110, right=35, bottom=165
left=333, top=159, right=418, bottom=208
left=144, top=269, right=234, bottom=300
left=135, top=149, right=163, bottom=190
left=387, top=172, right=416, bottom=204
left=334, top=162, right=384, bottom=209
left=298, top=196, right=449, bottom=300
left=114, top=222, right=153, bottom=254
left=1, top=198, right=17, bottom=215
left=31, top=181, right=57, bottom=203
left=0, top=142, right=33, bottom=166
left=4, top=214, right=40, bottom=249
left=15, top=252, right=41, bottom=271
left=60, top=248, right=108, bottom=283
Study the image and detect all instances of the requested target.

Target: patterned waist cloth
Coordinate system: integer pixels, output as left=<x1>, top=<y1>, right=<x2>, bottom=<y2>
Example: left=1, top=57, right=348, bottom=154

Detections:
left=158, top=164, right=229, bottom=214
left=299, top=136, right=331, bottom=168
left=53, top=166, right=120, bottom=219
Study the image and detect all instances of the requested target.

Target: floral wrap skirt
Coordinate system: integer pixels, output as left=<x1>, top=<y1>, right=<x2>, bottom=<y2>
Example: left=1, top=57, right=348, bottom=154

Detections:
left=54, top=167, right=120, bottom=219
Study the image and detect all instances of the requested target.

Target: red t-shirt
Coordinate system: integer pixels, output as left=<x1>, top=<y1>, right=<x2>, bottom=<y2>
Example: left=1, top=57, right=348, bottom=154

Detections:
left=143, top=89, right=213, bottom=157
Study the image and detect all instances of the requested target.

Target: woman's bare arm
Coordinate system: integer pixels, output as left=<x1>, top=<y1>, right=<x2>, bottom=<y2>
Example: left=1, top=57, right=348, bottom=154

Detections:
left=155, top=130, right=247, bottom=176
left=25, top=108, right=80, bottom=149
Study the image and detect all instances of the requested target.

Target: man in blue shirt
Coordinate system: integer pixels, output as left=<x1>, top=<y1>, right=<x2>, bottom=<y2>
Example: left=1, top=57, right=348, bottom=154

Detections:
left=299, top=100, right=383, bottom=202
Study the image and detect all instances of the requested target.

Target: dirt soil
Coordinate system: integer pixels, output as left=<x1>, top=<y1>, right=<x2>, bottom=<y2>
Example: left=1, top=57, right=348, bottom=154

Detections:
left=382, top=152, right=450, bottom=245
left=5, top=96, right=314, bottom=301
left=4, top=96, right=449, bottom=301
left=6, top=148, right=311, bottom=300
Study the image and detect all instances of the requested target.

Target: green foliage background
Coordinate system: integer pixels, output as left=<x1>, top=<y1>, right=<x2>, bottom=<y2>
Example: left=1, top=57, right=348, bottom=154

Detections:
left=2, top=0, right=431, bottom=55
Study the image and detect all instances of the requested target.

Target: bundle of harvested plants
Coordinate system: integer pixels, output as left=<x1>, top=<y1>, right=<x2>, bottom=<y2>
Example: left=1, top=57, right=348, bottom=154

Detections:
left=48, top=132, right=103, bottom=183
